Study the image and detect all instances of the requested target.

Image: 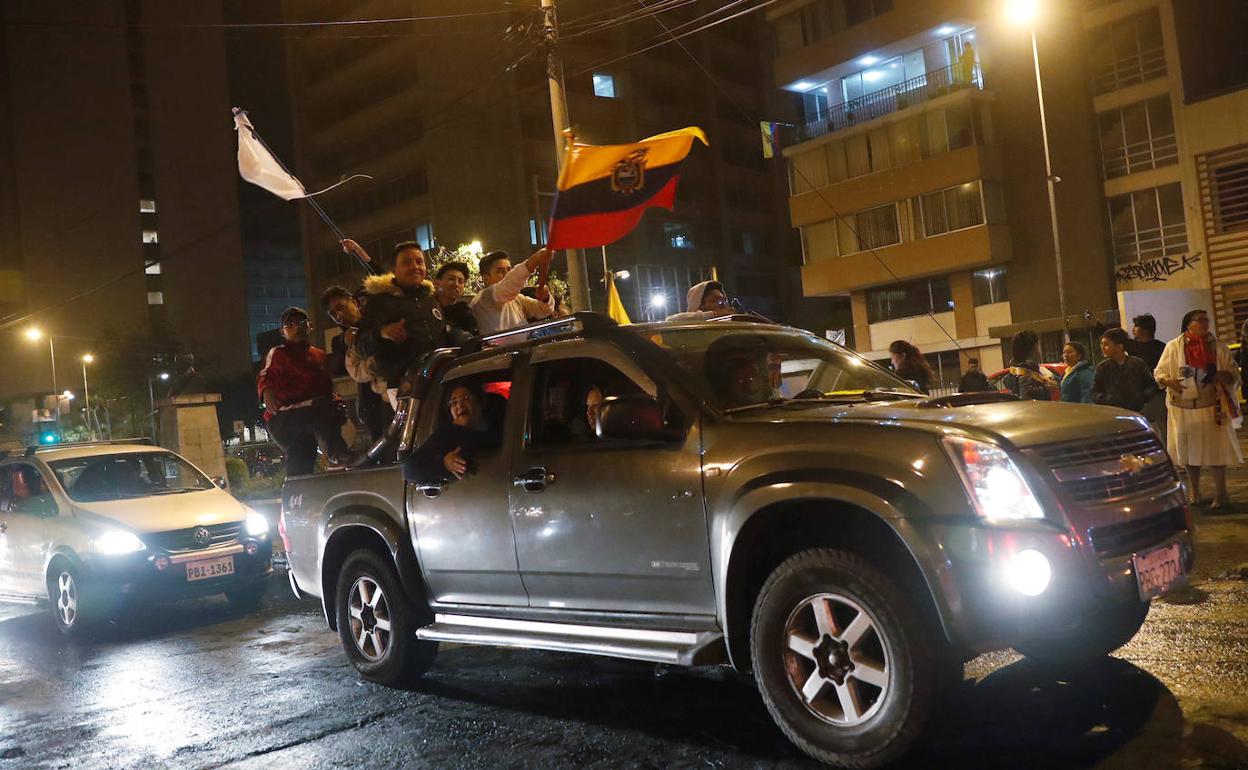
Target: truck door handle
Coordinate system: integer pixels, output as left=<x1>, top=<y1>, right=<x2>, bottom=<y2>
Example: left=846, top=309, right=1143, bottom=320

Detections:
left=415, top=483, right=444, bottom=499
left=513, top=467, right=555, bottom=492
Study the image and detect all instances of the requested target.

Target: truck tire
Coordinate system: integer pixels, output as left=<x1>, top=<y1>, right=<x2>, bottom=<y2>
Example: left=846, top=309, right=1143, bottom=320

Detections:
left=750, top=549, right=935, bottom=769
left=335, top=549, right=438, bottom=688
left=1014, top=597, right=1149, bottom=664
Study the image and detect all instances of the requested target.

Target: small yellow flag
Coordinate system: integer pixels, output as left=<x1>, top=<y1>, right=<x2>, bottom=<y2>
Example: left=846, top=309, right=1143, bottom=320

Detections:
left=607, top=277, right=631, bottom=325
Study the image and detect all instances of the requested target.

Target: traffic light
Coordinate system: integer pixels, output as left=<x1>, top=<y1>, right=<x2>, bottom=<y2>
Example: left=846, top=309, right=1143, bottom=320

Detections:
left=40, top=432, right=60, bottom=444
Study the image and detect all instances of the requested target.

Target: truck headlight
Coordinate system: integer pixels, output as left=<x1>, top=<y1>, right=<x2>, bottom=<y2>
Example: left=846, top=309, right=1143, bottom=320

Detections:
left=245, top=509, right=270, bottom=537
left=94, top=529, right=146, bottom=554
left=943, top=437, right=1045, bottom=521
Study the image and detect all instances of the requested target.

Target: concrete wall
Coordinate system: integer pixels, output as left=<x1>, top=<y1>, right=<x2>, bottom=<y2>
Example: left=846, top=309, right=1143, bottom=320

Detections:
left=157, top=394, right=227, bottom=483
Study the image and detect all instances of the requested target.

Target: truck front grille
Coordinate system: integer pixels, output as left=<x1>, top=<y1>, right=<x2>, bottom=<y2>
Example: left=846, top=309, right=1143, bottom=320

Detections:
left=148, top=522, right=243, bottom=552
left=1033, top=431, right=1179, bottom=504
left=1088, top=508, right=1186, bottom=557
left=1033, top=431, right=1162, bottom=469
left=1060, top=462, right=1176, bottom=504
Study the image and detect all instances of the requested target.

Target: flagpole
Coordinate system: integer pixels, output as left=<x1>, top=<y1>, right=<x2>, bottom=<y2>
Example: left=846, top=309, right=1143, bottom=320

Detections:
left=540, top=0, right=591, bottom=312
left=232, top=108, right=369, bottom=273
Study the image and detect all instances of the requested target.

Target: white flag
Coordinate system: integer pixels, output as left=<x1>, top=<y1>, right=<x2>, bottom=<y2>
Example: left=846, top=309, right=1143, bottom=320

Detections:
left=233, top=109, right=307, bottom=201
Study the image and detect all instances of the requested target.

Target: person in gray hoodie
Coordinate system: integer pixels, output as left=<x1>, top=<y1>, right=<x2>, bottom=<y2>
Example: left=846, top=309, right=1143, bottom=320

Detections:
left=664, top=280, right=732, bottom=322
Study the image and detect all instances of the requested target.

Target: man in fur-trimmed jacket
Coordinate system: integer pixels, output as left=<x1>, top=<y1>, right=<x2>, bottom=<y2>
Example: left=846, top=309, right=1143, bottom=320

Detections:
left=346, top=239, right=449, bottom=390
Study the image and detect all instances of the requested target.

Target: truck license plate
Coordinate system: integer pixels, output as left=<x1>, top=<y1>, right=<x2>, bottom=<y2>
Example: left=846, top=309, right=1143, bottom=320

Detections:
left=186, top=555, right=235, bottom=582
left=1133, top=542, right=1184, bottom=600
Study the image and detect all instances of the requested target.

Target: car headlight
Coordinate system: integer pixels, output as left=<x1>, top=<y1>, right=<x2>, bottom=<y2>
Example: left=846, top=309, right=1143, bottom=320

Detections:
left=94, top=529, right=146, bottom=554
left=943, top=436, right=1045, bottom=521
left=245, top=509, right=270, bottom=537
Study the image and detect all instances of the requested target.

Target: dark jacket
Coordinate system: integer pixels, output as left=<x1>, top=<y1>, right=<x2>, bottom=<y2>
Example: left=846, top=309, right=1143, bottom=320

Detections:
left=442, top=299, right=480, bottom=341
left=403, top=422, right=482, bottom=484
left=357, top=274, right=449, bottom=387
left=958, top=369, right=992, bottom=393
left=1127, top=338, right=1166, bottom=372
left=1092, top=355, right=1156, bottom=412
left=1059, top=360, right=1095, bottom=403
left=1000, top=360, right=1051, bottom=401
left=894, top=363, right=930, bottom=394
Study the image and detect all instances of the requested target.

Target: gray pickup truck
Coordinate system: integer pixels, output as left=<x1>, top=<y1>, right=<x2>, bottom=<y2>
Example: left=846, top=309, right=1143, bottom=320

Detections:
left=280, top=313, right=1192, bottom=768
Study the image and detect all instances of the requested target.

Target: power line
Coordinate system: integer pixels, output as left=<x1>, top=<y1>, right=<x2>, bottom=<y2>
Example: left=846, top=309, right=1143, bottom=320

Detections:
left=0, top=9, right=516, bottom=31
left=629, top=0, right=966, bottom=354
left=563, top=0, right=699, bottom=38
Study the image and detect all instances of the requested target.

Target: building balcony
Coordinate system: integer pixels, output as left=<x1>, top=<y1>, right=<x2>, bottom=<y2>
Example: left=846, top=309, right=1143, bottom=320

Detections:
left=796, top=63, right=982, bottom=144
left=801, top=223, right=1011, bottom=296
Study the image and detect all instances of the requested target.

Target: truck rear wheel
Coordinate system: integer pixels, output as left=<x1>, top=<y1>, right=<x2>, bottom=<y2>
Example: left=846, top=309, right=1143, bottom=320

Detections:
left=750, top=548, right=935, bottom=769
left=335, top=549, right=437, bottom=688
left=1014, top=597, right=1149, bottom=664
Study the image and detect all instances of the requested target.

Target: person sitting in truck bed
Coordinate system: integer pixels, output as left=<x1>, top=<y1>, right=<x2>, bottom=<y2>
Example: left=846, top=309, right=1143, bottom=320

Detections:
left=403, top=383, right=485, bottom=484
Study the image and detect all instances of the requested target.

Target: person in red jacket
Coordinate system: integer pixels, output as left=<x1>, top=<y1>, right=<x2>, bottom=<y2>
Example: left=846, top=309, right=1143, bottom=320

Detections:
left=257, top=306, right=351, bottom=476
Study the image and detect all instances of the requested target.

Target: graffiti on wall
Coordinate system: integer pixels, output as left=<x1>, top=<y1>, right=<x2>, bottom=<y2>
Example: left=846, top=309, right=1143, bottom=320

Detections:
left=1116, top=252, right=1203, bottom=284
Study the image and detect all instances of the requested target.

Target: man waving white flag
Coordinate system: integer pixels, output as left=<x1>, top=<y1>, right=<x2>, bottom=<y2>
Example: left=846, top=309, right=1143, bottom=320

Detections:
left=233, top=108, right=307, bottom=201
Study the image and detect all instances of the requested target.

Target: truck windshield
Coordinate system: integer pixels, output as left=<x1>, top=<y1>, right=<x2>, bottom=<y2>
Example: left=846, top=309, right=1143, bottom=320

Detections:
left=640, top=327, right=919, bottom=411
left=48, top=451, right=215, bottom=502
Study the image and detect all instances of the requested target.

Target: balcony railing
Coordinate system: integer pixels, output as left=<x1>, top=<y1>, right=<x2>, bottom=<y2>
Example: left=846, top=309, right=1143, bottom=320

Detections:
left=1091, top=45, right=1167, bottom=95
left=797, top=63, right=982, bottom=144
left=1102, top=132, right=1178, bottom=179
left=1113, top=222, right=1188, bottom=265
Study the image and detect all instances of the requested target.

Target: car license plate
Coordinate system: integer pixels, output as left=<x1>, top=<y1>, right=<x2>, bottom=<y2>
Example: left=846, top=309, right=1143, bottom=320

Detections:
left=186, top=555, right=235, bottom=582
left=1133, top=542, right=1184, bottom=600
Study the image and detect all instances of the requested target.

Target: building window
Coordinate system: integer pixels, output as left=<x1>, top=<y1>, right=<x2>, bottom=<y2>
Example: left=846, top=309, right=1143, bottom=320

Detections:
left=972, top=268, right=1008, bottom=306
left=529, top=218, right=549, bottom=246
left=139, top=199, right=156, bottom=213
left=146, top=291, right=164, bottom=305
left=920, top=181, right=984, bottom=237
left=414, top=221, right=434, bottom=251
left=866, top=276, right=952, bottom=323
left=1088, top=9, right=1166, bottom=95
left=664, top=222, right=695, bottom=249
left=1107, top=183, right=1187, bottom=265
left=1098, top=96, right=1177, bottom=179
left=592, top=73, right=616, bottom=98
left=145, top=262, right=161, bottom=275
left=1211, top=156, right=1248, bottom=234
left=142, top=229, right=159, bottom=244
left=836, top=203, right=900, bottom=255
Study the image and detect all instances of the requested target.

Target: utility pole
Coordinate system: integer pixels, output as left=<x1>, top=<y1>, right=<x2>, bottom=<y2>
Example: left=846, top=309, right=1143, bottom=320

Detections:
left=540, top=0, right=591, bottom=312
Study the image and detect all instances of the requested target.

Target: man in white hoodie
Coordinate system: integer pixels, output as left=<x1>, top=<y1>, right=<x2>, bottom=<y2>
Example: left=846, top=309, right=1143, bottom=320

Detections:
left=470, top=248, right=555, bottom=335
left=664, top=280, right=732, bottom=322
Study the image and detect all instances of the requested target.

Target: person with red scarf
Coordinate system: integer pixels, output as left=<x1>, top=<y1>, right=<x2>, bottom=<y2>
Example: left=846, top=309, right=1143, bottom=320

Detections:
left=1155, top=309, right=1242, bottom=509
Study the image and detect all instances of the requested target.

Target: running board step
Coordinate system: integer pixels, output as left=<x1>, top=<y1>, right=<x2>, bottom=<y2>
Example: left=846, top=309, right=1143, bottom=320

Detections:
left=416, top=613, right=726, bottom=666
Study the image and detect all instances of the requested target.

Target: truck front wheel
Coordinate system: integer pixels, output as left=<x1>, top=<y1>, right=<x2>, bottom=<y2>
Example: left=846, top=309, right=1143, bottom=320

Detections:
left=335, top=549, right=438, bottom=688
left=750, top=548, right=936, bottom=769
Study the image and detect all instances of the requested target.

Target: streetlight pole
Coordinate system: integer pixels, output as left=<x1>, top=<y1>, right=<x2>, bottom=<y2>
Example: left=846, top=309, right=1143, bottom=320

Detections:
left=540, top=0, right=591, bottom=312
left=1030, top=28, right=1069, bottom=342
left=81, top=354, right=94, bottom=440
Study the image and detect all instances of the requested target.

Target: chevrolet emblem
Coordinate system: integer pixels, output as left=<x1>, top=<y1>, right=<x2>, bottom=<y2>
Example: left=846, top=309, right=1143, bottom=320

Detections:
left=1119, top=453, right=1154, bottom=474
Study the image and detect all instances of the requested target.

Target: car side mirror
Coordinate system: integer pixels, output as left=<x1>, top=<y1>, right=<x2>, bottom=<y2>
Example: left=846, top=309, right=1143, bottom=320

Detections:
left=597, top=395, right=682, bottom=442
left=211, top=476, right=227, bottom=489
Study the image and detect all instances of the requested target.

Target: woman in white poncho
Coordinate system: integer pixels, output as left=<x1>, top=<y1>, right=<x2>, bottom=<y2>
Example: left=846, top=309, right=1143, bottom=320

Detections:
left=1154, top=309, right=1242, bottom=509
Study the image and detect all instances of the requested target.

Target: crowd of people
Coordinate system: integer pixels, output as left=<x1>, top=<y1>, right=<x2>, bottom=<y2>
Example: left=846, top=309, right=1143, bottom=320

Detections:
left=891, top=307, right=1243, bottom=509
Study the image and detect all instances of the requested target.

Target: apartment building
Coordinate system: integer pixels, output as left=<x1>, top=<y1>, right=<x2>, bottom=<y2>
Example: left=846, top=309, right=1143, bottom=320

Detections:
left=1084, top=0, right=1248, bottom=340
left=281, top=0, right=830, bottom=334
left=768, top=0, right=1124, bottom=382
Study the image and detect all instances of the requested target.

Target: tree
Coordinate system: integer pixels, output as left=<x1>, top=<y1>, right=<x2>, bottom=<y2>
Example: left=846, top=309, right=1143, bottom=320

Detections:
left=89, top=329, right=183, bottom=439
left=426, top=242, right=572, bottom=311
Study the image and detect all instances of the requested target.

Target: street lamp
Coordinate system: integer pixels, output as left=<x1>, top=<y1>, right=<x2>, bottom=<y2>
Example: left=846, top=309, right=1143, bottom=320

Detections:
left=24, top=327, right=59, bottom=421
left=81, top=354, right=95, bottom=440
left=1005, top=0, right=1068, bottom=340
left=147, top=371, right=170, bottom=440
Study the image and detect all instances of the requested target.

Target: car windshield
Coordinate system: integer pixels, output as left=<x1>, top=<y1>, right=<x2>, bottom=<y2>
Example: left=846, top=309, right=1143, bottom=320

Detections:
left=48, top=451, right=214, bottom=502
left=638, top=327, right=920, bottom=411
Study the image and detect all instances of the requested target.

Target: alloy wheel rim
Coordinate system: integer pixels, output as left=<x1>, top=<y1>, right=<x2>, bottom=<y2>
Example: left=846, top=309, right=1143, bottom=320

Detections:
left=56, top=571, right=77, bottom=628
left=781, top=592, right=891, bottom=727
left=348, top=576, right=392, bottom=661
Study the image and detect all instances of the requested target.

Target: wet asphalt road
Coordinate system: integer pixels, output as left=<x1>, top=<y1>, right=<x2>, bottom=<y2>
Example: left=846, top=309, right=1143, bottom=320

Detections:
left=1, top=512, right=1247, bottom=769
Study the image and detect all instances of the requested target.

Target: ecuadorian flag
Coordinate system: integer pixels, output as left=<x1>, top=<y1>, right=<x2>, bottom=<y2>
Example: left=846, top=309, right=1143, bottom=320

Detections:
left=546, top=127, right=708, bottom=250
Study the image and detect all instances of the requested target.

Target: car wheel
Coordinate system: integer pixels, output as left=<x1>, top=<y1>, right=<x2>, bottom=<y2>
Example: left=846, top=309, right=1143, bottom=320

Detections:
left=335, top=549, right=437, bottom=688
left=750, top=548, right=935, bottom=769
left=1014, top=597, right=1150, bottom=664
left=48, top=562, right=93, bottom=638
left=225, top=580, right=268, bottom=612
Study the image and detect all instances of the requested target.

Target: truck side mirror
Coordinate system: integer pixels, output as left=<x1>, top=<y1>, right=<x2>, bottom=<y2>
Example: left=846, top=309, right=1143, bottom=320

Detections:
left=597, top=395, right=682, bottom=442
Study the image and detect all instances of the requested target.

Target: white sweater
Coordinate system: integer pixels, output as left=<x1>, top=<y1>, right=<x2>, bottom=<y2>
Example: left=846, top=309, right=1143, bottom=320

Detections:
left=469, top=262, right=554, bottom=335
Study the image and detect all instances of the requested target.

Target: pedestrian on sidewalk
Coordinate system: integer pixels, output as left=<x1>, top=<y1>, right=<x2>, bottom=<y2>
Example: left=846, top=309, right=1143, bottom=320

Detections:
left=256, top=307, right=352, bottom=477
left=888, top=340, right=933, bottom=394
left=470, top=249, right=555, bottom=335
left=957, top=357, right=992, bottom=393
left=1060, top=341, right=1094, bottom=403
left=1093, top=329, right=1154, bottom=411
left=1131, top=313, right=1169, bottom=442
left=1001, top=330, right=1052, bottom=400
left=1155, top=309, right=1242, bottom=509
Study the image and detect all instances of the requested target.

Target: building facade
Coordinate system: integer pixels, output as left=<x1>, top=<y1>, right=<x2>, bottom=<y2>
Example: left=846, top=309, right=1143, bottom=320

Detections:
left=280, top=0, right=832, bottom=337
